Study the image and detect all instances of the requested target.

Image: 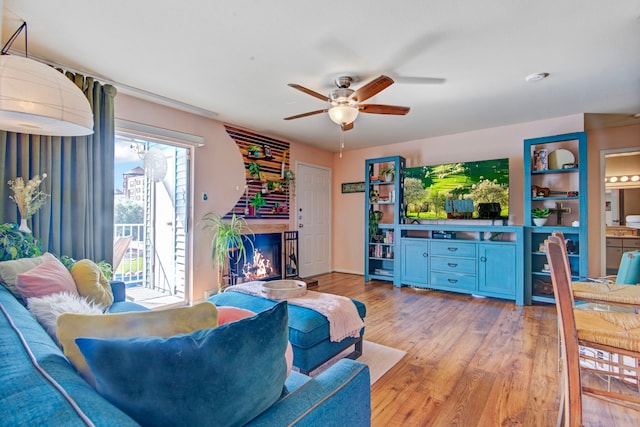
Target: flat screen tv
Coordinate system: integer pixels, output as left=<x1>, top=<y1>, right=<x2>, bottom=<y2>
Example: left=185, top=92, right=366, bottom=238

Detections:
left=403, top=158, right=509, bottom=220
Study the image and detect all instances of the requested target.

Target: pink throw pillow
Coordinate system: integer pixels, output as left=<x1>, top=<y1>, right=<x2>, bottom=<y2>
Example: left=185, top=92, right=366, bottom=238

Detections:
left=16, top=255, right=79, bottom=299
left=217, top=306, right=256, bottom=325
left=217, top=306, right=294, bottom=376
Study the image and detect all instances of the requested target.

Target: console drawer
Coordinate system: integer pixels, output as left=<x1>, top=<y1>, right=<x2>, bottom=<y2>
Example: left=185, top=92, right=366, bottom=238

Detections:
left=606, top=238, right=622, bottom=247
left=624, top=239, right=640, bottom=249
left=430, top=272, right=476, bottom=290
left=430, top=241, right=476, bottom=258
left=431, top=256, right=476, bottom=274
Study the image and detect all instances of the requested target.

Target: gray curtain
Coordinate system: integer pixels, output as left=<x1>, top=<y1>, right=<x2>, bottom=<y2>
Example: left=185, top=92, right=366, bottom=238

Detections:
left=0, top=72, right=117, bottom=263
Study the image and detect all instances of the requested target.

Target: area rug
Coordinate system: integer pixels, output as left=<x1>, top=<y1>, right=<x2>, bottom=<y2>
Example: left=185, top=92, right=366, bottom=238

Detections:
left=302, top=340, right=406, bottom=385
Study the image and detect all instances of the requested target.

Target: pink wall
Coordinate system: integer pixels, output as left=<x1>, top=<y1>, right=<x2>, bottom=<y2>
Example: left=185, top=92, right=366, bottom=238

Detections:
left=586, top=123, right=640, bottom=275
left=115, top=90, right=635, bottom=291
left=330, top=114, right=585, bottom=275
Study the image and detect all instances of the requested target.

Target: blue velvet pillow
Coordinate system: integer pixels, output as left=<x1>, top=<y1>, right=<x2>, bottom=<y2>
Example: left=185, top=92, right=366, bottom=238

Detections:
left=76, top=302, right=288, bottom=427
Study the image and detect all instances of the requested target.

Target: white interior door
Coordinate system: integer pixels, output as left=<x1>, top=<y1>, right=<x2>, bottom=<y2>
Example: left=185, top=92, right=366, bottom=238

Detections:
left=297, top=163, right=331, bottom=277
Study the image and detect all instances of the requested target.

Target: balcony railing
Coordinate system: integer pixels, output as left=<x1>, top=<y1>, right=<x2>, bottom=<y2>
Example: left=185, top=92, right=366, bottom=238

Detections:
left=114, top=223, right=146, bottom=288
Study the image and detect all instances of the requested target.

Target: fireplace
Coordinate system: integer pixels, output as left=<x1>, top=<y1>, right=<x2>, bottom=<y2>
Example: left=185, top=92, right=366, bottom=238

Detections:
left=229, top=232, right=282, bottom=283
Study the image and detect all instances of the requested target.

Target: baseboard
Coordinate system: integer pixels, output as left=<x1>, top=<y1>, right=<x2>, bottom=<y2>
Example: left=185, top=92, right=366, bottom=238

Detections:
left=330, top=269, right=364, bottom=276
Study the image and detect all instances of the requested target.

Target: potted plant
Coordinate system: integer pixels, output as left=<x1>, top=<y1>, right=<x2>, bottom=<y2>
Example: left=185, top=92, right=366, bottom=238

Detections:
left=7, top=173, right=49, bottom=233
left=201, top=213, right=253, bottom=289
left=0, top=223, right=44, bottom=261
left=379, top=165, right=395, bottom=182
left=532, top=208, right=551, bottom=226
left=369, top=210, right=384, bottom=241
left=248, top=162, right=262, bottom=180
left=249, top=192, right=266, bottom=216
left=247, top=145, right=262, bottom=158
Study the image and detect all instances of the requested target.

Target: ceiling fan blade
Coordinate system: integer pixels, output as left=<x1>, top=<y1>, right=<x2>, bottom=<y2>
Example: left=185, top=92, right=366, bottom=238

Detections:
left=394, top=76, right=446, bottom=85
left=351, top=75, right=394, bottom=102
left=341, top=122, right=354, bottom=131
left=283, top=109, right=328, bottom=120
left=359, top=104, right=410, bottom=115
left=287, top=84, right=329, bottom=102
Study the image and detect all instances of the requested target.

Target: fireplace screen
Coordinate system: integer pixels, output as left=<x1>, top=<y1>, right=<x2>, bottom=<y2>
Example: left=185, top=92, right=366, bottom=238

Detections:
left=229, top=233, right=282, bottom=283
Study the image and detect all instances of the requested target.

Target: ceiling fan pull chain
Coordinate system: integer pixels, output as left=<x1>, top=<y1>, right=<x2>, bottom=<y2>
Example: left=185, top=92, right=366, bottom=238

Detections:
left=339, top=130, right=345, bottom=158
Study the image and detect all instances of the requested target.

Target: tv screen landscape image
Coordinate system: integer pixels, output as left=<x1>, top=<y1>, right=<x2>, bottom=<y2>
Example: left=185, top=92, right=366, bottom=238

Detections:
left=404, top=158, right=509, bottom=220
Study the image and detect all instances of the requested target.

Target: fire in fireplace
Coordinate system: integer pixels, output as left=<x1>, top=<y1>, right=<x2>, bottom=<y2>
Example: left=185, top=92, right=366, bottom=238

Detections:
left=229, top=232, right=282, bottom=283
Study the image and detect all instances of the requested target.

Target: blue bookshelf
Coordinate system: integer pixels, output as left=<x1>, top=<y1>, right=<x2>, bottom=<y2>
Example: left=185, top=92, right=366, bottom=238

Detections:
left=523, top=132, right=588, bottom=303
left=364, top=156, right=405, bottom=286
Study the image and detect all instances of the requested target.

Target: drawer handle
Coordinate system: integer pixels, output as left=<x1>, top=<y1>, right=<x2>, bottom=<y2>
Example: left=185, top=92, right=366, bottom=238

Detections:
left=447, top=262, right=458, bottom=268
left=480, top=256, right=487, bottom=262
left=447, top=247, right=458, bottom=252
left=448, top=279, right=458, bottom=283
left=423, top=253, right=429, bottom=258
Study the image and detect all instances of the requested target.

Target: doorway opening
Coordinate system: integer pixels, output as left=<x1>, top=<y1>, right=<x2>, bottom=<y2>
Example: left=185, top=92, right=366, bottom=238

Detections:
left=602, top=149, right=640, bottom=275
left=113, top=131, right=192, bottom=308
left=296, top=162, right=332, bottom=277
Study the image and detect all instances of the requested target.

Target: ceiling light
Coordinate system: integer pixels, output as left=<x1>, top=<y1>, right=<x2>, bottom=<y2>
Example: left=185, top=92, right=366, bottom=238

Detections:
left=0, top=23, right=94, bottom=136
left=328, top=105, right=359, bottom=126
left=525, top=72, right=550, bottom=83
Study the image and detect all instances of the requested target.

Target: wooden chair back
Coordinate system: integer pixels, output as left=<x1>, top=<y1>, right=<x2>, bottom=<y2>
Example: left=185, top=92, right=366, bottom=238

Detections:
left=545, top=238, right=584, bottom=427
left=113, top=236, right=132, bottom=271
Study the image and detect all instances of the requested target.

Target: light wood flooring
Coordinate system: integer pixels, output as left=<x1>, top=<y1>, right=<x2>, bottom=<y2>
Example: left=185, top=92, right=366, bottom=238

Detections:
left=311, top=272, right=640, bottom=427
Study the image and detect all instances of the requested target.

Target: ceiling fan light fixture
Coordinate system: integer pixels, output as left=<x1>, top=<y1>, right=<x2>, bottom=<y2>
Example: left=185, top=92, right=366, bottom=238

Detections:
left=328, top=105, right=359, bottom=125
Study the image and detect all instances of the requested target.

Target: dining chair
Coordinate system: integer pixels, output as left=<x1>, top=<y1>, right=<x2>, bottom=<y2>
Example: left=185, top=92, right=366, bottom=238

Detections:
left=551, top=231, right=640, bottom=310
left=112, top=235, right=132, bottom=271
left=545, top=238, right=640, bottom=426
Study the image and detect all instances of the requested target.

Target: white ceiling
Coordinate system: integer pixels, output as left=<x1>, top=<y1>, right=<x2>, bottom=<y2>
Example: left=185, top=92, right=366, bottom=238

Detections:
left=3, top=0, right=640, bottom=152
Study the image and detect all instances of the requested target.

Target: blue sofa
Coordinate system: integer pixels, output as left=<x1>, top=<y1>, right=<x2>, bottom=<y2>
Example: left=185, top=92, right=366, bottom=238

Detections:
left=0, top=282, right=371, bottom=426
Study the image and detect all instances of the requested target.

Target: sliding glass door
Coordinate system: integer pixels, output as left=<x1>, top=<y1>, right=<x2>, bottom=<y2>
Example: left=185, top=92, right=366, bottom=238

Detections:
left=113, top=132, right=190, bottom=307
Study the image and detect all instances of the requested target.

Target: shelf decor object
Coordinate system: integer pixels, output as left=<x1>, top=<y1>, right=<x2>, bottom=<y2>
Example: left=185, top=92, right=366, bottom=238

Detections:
left=524, top=132, right=588, bottom=304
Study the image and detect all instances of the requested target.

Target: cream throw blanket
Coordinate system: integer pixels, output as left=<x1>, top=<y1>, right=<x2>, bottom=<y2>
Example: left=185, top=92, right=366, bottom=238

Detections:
left=225, top=281, right=364, bottom=342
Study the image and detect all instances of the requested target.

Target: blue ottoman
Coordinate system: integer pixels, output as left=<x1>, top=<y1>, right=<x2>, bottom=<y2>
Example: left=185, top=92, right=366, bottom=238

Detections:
left=208, top=292, right=366, bottom=374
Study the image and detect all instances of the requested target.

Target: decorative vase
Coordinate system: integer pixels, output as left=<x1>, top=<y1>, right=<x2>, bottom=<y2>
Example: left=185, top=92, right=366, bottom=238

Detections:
left=533, top=218, right=548, bottom=227
left=19, top=218, right=31, bottom=233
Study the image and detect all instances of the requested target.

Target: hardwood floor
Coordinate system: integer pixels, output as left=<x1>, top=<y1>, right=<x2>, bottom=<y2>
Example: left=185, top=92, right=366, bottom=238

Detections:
left=312, top=272, right=640, bottom=427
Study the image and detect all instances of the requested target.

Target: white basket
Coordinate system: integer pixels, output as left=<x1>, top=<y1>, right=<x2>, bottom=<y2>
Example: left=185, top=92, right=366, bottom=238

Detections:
left=261, top=280, right=307, bottom=300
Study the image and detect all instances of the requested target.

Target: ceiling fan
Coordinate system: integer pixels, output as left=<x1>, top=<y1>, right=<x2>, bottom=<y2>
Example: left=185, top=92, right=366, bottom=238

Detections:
left=284, top=75, right=410, bottom=131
